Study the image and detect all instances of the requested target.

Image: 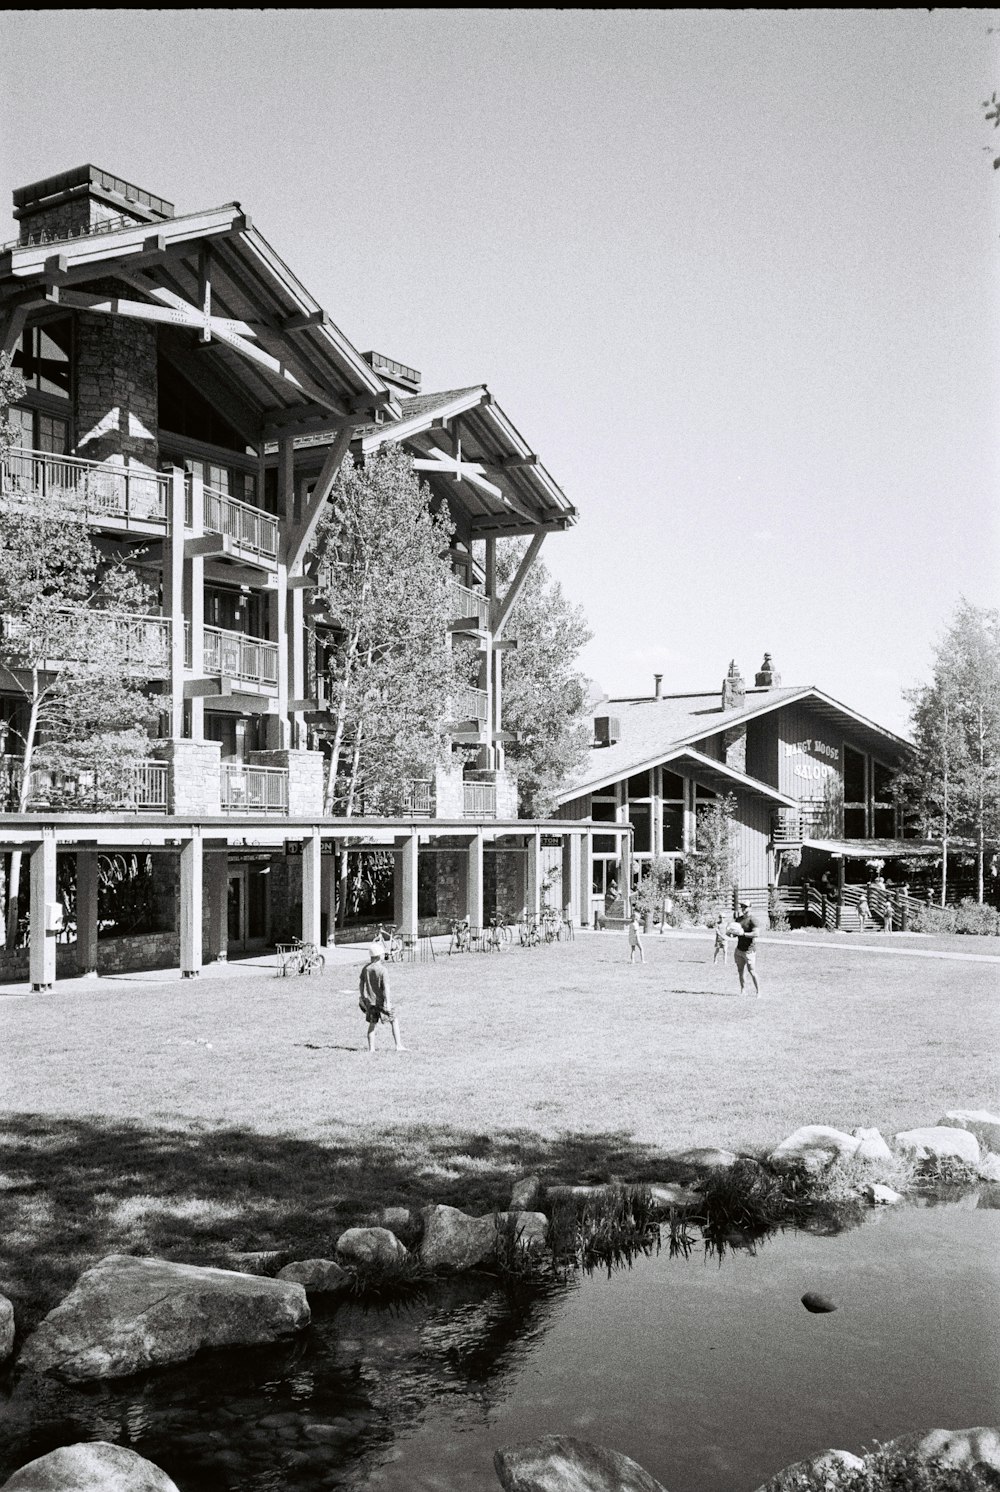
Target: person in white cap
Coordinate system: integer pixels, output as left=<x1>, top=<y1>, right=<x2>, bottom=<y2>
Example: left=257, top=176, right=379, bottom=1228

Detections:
left=358, top=941, right=405, bottom=1051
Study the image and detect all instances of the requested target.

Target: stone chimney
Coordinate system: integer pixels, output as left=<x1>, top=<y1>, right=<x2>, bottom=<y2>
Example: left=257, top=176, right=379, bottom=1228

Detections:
left=654, top=673, right=662, bottom=699
left=755, top=652, right=781, bottom=688
left=721, top=660, right=746, bottom=711
left=13, top=166, right=174, bottom=247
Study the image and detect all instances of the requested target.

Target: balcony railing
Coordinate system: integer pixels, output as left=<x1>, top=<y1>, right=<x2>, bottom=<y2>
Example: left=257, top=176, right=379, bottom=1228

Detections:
left=398, top=779, right=436, bottom=817
left=201, top=626, right=279, bottom=687
left=221, top=763, right=289, bottom=814
left=463, top=780, right=497, bottom=818
left=450, top=685, right=489, bottom=724
left=449, top=579, right=490, bottom=629
left=1, top=447, right=169, bottom=525
left=772, top=803, right=841, bottom=843
left=0, top=755, right=168, bottom=813
left=1, top=609, right=171, bottom=674
left=203, top=486, right=279, bottom=561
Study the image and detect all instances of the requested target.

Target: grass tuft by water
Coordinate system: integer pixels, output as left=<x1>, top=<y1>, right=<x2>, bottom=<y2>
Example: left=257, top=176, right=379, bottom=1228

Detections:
left=780, top=1441, right=996, bottom=1491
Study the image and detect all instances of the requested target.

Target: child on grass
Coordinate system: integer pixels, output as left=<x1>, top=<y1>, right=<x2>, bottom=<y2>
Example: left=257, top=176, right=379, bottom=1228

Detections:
left=628, top=911, right=645, bottom=964
left=712, top=914, right=729, bottom=965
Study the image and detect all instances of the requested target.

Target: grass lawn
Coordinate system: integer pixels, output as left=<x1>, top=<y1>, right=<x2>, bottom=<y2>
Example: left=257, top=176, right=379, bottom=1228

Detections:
left=1, top=930, right=997, bottom=1337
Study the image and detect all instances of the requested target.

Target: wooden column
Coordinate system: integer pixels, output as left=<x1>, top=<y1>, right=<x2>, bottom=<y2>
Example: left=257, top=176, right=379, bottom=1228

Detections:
left=398, top=831, right=418, bottom=939
left=466, top=830, right=484, bottom=930
left=581, top=829, right=593, bottom=924
left=76, top=851, right=99, bottom=977
left=185, top=471, right=205, bottom=742
left=526, top=829, right=541, bottom=919
left=166, top=469, right=187, bottom=739
left=620, top=829, right=632, bottom=916
left=270, top=437, right=294, bottom=749
left=289, top=581, right=305, bottom=749
left=321, top=850, right=337, bottom=946
left=29, top=832, right=57, bottom=991
left=301, top=829, right=322, bottom=947
left=179, top=833, right=203, bottom=978
left=206, top=852, right=228, bottom=963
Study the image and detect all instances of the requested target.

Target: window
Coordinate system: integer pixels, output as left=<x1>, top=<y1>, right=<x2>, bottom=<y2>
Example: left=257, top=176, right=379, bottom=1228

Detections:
left=205, top=586, right=268, bottom=639
left=12, top=319, right=72, bottom=397
left=10, top=406, right=69, bottom=454
left=158, top=356, right=247, bottom=452
left=661, top=769, right=685, bottom=798
left=630, top=804, right=651, bottom=854
left=662, top=804, right=684, bottom=852
left=627, top=770, right=651, bottom=798
left=184, top=459, right=258, bottom=507
left=590, top=800, right=616, bottom=822
left=843, top=746, right=867, bottom=838
left=695, top=782, right=717, bottom=799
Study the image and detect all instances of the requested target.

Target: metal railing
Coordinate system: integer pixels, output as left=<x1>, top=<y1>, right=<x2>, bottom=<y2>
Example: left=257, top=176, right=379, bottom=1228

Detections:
left=220, top=762, right=289, bottom=814
left=1, top=447, right=169, bottom=525
left=398, top=779, right=436, bottom=816
left=463, top=780, right=497, bottom=818
left=450, top=685, right=489, bottom=724
left=449, top=579, right=490, bottom=628
left=203, top=486, right=279, bottom=561
left=0, top=755, right=168, bottom=813
left=202, top=626, right=279, bottom=687
left=1, top=609, right=171, bottom=674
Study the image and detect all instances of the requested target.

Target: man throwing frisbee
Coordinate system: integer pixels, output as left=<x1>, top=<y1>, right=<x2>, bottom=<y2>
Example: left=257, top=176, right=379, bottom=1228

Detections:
left=733, top=900, right=761, bottom=998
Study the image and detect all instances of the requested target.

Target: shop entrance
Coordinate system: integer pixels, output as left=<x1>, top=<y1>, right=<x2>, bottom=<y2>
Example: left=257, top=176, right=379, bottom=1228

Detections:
left=227, top=863, right=270, bottom=954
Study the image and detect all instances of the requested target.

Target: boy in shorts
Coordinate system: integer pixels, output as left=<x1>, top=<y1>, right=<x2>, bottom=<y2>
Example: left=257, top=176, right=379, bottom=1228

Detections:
left=733, top=901, right=761, bottom=997
left=627, top=911, right=645, bottom=964
left=712, top=914, right=729, bottom=965
left=359, top=942, right=405, bottom=1051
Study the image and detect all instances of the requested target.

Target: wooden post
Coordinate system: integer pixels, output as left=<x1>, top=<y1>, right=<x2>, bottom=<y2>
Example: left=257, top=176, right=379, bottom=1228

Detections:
left=321, top=849, right=337, bottom=946
left=76, top=851, right=99, bottom=977
left=29, top=832, right=57, bottom=991
left=836, top=857, right=844, bottom=930
left=186, top=470, right=205, bottom=741
left=466, top=830, right=484, bottom=930
left=166, top=469, right=187, bottom=739
left=179, top=833, right=203, bottom=978
left=301, top=829, right=322, bottom=947
left=206, top=852, right=228, bottom=962
left=526, top=829, right=541, bottom=919
left=581, top=829, right=593, bottom=925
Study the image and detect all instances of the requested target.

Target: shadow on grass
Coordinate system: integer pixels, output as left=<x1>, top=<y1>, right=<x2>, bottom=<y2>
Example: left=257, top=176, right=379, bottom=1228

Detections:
left=0, top=1113, right=703, bottom=1340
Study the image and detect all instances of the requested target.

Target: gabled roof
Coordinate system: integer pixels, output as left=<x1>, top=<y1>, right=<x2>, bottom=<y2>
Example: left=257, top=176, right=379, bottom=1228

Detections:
left=556, top=685, right=909, bottom=803
left=1, top=202, right=386, bottom=442
left=293, top=383, right=577, bottom=536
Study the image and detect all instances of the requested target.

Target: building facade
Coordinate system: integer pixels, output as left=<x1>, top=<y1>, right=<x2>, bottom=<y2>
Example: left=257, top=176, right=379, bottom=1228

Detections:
left=0, top=165, right=599, bottom=987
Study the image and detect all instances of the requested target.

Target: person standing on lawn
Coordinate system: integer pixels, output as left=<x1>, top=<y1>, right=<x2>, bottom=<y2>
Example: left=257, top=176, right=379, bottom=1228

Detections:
left=733, top=900, right=761, bottom=997
left=628, top=910, right=645, bottom=964
left=712, top=914, right=729, bottom=965
left=359, top=942, right=405, bottom=1051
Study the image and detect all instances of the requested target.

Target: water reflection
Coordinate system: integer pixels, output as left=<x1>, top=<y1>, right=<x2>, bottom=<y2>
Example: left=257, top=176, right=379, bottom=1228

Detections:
left=0, top=1189, right=996, bottom=1492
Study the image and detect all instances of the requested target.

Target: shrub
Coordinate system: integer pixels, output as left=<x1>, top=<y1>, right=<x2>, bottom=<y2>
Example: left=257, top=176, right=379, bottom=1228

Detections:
left=768, top=886, right=790, bottom=932
left=340, top=1251, right=431, bottom=1305
left=954, top=898, right=1000, bottom=936
left=492, top=1212, right=553, bottom=1286
left=908, top=902, right=957, bottom=935
left=699, top=1157, right=813, bottom=1238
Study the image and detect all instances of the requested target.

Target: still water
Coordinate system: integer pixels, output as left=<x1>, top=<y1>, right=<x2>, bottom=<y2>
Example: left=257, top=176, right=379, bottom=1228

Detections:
left=1, top=1195, right=998, bottom=1492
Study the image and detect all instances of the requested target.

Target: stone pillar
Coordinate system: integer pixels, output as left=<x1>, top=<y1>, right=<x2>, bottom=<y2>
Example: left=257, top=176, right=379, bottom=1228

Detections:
left=76, top=851, right=99, bottom=977
left=29, top=832, right=57, bottom=991
left=158, top=740, right=222, bottom=815
left=301, top=830, right=322, bottom=947
left=398, top=832, right=418, bottom=938
left=248, top=750, right=324, bottom=817
left=74, top=313, right=158, bottom=467
left=206, top=852, right=228, bottom=963
left=179, top=834, right=203, bottom=978
left=185, top=471, right=205, bottom=742
left=466, top=831, right=484, bottom=929
left=165, top=469, right=187, bottom=739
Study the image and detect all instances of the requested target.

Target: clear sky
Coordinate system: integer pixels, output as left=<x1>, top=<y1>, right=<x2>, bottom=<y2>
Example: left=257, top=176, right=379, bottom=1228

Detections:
left=2, top=10, right=997, bottom=734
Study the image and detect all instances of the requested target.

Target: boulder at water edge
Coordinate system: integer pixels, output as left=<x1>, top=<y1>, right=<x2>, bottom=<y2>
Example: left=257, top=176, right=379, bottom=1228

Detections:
left=938, top=1110, right=1000, bottom=1155
left=335, top=1227, right=408, bottom=1266
left=379, top=1205, right=414, bottom=1233
left=882, top=1426, right=1000, bottom=1478
left=495, top=1434, right=668, bottom=1491
left=0, top=1294, right=13, bottom=1363
left=648, top=1183, right=703, bottom=1213
left=18, top=1255, right=309, bottom=1384
left=510, top=1174, right=542, bottom=1210
left=979, top=1153, right=1000, bottom=1183
left=668, top=1147, right=738, bottom=1170
left=0, top=1441, right=180, bottom=1491
left=420, top=1206, right=547, bottom=1270
left=277, top=1259, right=351, bottom=1293
left=851, top=1127, right=894, bottom=1164
left=894, top=1127, right=980, bottom=1166
left=769, top=1126, right=860, bottom=1173
left=751, top=1448, right=864, bottom=1492
left=867, top=1183, right=903, bottom=1205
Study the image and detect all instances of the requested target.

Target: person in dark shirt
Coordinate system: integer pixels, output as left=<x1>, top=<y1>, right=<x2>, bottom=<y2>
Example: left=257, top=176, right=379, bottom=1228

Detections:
left=359, top=943, right=405, bottom=1051
left=733, top=901, right=761, bottom=997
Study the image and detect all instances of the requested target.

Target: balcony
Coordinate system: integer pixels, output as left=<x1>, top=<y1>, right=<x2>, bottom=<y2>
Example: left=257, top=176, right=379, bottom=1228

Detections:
left=198, top=626, right=279, bottom=688
left=1, top=609, right=171, bottom=675
left=0, top=755, right=168, bottom=813
left=449, top=684, right=489, bottom=725
left=202, top=486, right=279, bottom=562
left=1, top=447, right=169, bottom=527
left=397, top=779, right=436, bottom=817
left=463, top=780, right=497, bottom=818
left=449, top=579, right=490, bottom=629
left=220, top=762, right=289, bottom=814
left=772, top=803, right=840, bottom=844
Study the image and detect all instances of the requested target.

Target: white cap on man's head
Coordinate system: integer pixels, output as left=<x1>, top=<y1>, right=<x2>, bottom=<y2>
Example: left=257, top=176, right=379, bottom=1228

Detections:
left=369, top=941, right=384, bottom=959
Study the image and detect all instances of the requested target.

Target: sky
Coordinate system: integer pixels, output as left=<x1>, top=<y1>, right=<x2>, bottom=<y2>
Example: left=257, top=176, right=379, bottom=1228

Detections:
left=2, top=9, right=997, bottom=735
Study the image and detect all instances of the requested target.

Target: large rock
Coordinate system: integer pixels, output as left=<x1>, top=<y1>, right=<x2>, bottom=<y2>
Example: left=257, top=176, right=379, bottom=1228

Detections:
left=894, top=1127, right=981, bottom=1167
left=420, top=1206, right=547, bottom=1270
left=18, top=1255, right=309, bottom=1384
left=851, top=1127, right=894, bottom=1164
left=495, top=1434, right=667, bottom=1491
left=979, top=1153, right=1000, bottom=1183
left=882, top=1426, right=1000, bottom=1478
left=277, top=1259, right=351, bottom=1294
left=648, top=1183, right=703, bottom=1213
left=668, top=1147, right=738, bottom=1170
left=867, top=1183, right=903, bottom=1205
left=751, top=1448, right=864, bottom=1492
left=510, top=1174, right=541, bottom=1210
left=769, top=1126, right=860, bottom=1173
left=938, top=1111, right=1000, bottom=1156
left=0, top=1441, right=179, bottom=1490
left=0, top=1294, right=13, bottom=1363
left=335, top=1227, right=408, bottom=1267
left=379, top=1206, right=414, bottom=1233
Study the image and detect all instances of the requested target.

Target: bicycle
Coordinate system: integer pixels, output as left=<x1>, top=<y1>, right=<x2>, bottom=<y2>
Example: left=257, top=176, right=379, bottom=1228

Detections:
left=520, top=916, right=541, bottom=948
left=276, top=939, right=326, bottom=976
left=482, top=916, right=504, bottom=953
left=448, top=918, right=472, bottom=955
left=375, top=924, right=405, bottom=963
left=541, top=909, right=560, bottom=944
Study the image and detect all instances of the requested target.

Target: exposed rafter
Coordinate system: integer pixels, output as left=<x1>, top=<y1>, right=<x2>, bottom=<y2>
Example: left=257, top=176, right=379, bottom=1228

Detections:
left=494, top=533, right=545, bottom=637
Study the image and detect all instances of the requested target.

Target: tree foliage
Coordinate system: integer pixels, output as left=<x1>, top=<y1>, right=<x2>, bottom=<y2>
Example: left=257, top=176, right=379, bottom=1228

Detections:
left=1, top=351, right=24, bottom=457
left=494, top=539, right=592, bottom=816
left=314, top=446, right=459, bottom=815
left=678, top=793, right=739, bottom=921
left=901, top=601, right=1000, bottom=903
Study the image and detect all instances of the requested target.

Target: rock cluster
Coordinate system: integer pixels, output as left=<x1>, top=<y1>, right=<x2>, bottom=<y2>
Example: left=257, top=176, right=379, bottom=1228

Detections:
left=0, top=1441, right=180, bottom=1491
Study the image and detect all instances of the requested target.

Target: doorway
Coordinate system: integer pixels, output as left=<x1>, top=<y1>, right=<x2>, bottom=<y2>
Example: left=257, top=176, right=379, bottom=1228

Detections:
left=227, top=863, right=271, bottom=954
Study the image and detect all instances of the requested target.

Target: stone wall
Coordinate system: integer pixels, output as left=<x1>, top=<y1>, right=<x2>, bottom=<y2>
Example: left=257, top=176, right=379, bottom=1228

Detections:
left=75, top=311, right=158, bottom=466
left=156, top=741, right=223, bottom=815
left=434, top=765, right=465, bottom=818
left=0, top=930, right=179, bottom=982
left=723, top=726, right=747, bottom=774
left=249, top=750, right=324, bottom=817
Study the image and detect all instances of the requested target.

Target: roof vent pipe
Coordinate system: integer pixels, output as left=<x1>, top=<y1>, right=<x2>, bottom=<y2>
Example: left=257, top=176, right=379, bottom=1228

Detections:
left=654, top=674, right=662, bottom=699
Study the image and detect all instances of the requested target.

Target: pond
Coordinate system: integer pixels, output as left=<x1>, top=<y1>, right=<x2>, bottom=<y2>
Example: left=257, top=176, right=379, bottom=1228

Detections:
left=1, top=1193, right=998, bottom=1492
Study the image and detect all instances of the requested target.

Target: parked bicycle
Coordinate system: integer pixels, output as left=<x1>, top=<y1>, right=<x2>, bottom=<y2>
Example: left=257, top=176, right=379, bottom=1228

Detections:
left=541, top=908, right=561, bottom=943
left=519, top=916, right=541, bottom=948
left=448, top=918, right=472, bottom=954
left=375, top=924, right=405, bottom=962
left=276, top=939, right=326, bottom=977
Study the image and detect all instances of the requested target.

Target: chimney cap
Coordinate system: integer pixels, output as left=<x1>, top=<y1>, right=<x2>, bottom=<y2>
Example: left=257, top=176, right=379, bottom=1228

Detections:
left=653, top=673, right=662, bottom=698
left=755, top=652, right=780, bottom=688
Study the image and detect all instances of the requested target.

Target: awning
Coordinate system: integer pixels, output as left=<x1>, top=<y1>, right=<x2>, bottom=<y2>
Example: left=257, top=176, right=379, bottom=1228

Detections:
left=803, top=839, right=943, bottom=859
